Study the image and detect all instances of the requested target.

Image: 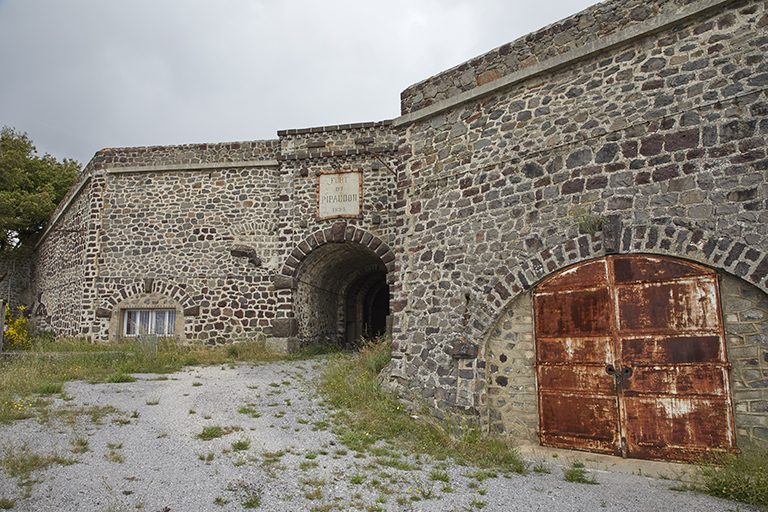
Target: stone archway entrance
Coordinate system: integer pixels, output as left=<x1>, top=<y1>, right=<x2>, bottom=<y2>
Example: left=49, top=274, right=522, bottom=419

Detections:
left=293, top=240, right=389, bottom=346
left=532, top=255, right=735, bottom=462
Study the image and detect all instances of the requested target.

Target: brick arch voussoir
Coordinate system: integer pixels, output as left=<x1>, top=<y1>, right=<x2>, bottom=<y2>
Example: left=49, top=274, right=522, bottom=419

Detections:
left=279, top=221, right=395, bottom=277
left=100, top=279, right=196, bottom=312
left=478, top=224, right=768, bottom=344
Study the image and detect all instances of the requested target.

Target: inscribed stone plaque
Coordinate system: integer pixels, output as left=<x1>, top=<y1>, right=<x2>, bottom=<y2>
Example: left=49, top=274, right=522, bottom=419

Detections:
left=317, top=171, right=362, bottom=219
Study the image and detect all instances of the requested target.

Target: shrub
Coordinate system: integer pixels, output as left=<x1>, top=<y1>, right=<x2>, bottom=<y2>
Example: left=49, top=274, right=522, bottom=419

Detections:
left=4, top=305, right=30, bottom=350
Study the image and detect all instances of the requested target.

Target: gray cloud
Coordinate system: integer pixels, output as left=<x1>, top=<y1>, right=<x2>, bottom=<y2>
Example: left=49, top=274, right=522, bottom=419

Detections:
left=0, top=0, right=598, bottom=165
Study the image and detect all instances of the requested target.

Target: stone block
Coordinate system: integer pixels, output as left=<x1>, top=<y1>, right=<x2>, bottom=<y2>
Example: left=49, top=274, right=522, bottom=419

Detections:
left=95, top=308, right=112, bottom=319
left=452, top=340, right=479, bottom=359
left=272, top=318, right=298, bottom=337
left=273, top=275, right=295, bottom=290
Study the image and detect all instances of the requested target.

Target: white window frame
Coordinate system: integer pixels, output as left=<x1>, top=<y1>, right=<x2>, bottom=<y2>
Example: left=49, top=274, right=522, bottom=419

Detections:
left=123, top=309, right=175, bottom=337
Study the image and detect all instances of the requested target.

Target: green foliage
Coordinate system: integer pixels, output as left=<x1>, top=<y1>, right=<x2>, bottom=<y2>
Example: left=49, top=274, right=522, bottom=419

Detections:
left=567, top=201, right=605, bottom=235
left=0, top=127, right=80, bottom=252
left=698, top=451, right=768, bottom=508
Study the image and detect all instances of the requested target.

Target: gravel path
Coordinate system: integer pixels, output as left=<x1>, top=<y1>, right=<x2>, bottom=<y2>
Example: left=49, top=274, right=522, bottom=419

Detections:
left=0, top=358, right=759, bottom=512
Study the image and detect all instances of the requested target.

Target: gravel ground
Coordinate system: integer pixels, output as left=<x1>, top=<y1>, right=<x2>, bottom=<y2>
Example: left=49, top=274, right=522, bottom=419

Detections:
left=0, top=357, right=759, bottom=512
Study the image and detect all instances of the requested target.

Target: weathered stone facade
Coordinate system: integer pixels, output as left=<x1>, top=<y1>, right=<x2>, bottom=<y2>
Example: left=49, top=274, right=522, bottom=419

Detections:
left=384, top=0, right=768, bottom=451
left=5, top=0, right=768, bottom=453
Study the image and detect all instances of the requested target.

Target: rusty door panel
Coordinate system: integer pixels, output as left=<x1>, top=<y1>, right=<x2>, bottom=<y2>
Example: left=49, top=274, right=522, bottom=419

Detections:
left=621, top=336, right=723, bottom=364
left=622, top=366, right=729, bottom=396
left=534, top=255, right=735, bottom=462
left=539, top=258, right=608, bottom=289
left=534, top=288, right=612, bottom=337
left=539, top=392, right=620, bottom=455
left=612, top=255, right=711, bottom=283
left=537, top=336, right=614, bottom=364
left=623, top=397, right=733, bottom=460
left=616, top=280, right=720, bottom=333
left=538, top=365, right=616, bottom=393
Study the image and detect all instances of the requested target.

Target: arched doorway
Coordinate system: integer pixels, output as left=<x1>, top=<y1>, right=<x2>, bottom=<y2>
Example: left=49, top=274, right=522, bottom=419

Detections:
left=293, top=240, right=389, bottom=346
left=533, top=254, right=735, bottom=462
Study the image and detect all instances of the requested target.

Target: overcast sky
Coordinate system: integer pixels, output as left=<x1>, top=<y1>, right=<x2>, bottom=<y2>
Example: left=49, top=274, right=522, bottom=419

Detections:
left=0, top=0, right=599, bottom=167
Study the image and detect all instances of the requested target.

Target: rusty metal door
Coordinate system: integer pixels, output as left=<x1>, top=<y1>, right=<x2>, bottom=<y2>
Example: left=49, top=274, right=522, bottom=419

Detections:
left=533, top=255, right=735, bottom=462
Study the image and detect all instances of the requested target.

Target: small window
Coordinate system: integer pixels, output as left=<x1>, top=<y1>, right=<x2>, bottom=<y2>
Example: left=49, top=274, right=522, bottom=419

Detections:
left=123, top=309, right=175, bottom=337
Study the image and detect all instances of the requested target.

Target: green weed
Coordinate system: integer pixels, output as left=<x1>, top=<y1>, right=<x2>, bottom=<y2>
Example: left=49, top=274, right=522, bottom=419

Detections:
left=429, top=468, right=449, bottom=482
left=107, top=373, right=136, bottom=383
left=34, top=382, right=63, bottom=395
left=697, top=451, right=768, bottom=508
left=231, top=439, right=251, bottom=451
left=70, top=436, right=89, bottom=454
left=196, top=426, right=224, bottom=440
left=564, top=461, right=598, bottom=485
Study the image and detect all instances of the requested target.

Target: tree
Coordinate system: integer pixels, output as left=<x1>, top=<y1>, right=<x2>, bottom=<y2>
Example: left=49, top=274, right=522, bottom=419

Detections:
left=0, top=127, right=80, bottom=252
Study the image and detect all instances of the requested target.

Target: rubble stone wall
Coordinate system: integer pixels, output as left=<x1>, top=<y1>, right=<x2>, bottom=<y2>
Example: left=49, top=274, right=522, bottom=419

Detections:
left=385, top=0, right=768, bottom=448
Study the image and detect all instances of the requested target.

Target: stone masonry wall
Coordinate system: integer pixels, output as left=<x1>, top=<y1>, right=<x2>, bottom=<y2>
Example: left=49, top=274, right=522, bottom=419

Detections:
left=721, top=272, right=768, bottom=449
left=385, top=0, right=768, bottom=448
left=33, top=140, right=282, bottom=343
left=30, top=124, right=399, bottom=344
left=400, top=0, right=737, bottom=115
left=274, top=122, right=398, bottom=342
left=94, top=162, right=280, bottom=343
left=32, top=173, right=103, bottom=338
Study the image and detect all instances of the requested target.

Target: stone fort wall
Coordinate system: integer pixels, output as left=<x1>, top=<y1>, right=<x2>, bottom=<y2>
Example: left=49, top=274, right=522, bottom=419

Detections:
left=29, top=124, right=398, bottom=345
left=384, top=0, right=768, bottom=449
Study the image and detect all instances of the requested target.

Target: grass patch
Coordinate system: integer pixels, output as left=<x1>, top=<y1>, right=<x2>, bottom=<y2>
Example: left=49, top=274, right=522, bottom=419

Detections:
left=70, top=436, right=89, bottom=454
left=0, top=498, right=15, bottom=509
left=1, top=443, right=76, bottom=490
left=696, top=451, right=768, bottom=508
left=195, top=425, right=240, bottom=440
left=317, top=335, right=528, bottom=474
left=34, top=382, right=63, bottom=395
left=231, top=438, right=251, bottom=451
left=107, top=372, right=136, bottom=383
left=563, top=461, right=598, bottom=485
left=429, top=468, right=449, bottom=482
left=198, top=452, right=215, bottom=462
left=262, top=450, right=285, bottom=464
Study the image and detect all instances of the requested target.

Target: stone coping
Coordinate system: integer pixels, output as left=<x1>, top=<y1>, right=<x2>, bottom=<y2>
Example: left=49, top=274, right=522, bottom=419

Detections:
left=393, top=0, right=734, bottom=127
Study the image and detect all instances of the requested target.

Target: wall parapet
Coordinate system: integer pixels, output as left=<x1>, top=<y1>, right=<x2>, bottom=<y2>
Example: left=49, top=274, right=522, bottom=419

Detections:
left=397, top=0, right=735, bottom=122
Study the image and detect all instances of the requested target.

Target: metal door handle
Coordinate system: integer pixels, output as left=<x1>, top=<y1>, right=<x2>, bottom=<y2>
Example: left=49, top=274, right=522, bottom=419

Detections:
left=621, top=366, right=633, bottom=378
left=605, top=364, right=615, bottom=375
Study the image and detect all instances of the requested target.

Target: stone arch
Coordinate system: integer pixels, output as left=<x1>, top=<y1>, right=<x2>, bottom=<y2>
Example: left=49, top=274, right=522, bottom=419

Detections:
left=279, top=222, right=394, bottom=345
left=100, top=278, right=197, bottom=312
left=476, top=224, right=768, bottom=344
left=279, top=221, right=395, bottom=278
left=97, top=279, right=198, bottom=342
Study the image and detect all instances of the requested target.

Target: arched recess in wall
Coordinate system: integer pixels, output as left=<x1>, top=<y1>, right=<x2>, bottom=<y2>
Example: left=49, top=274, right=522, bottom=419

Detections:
left=279, top=222, right=394, bottom=345
left=483, top=249, right=768, bottom=461
left=97, top=279, right=198, bottom=342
